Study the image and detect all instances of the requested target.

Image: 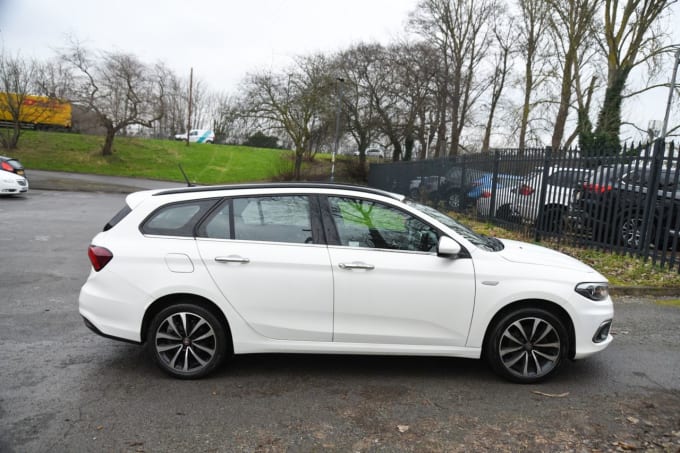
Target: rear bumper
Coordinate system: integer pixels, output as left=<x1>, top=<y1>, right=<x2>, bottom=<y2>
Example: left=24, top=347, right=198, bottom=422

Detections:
left=82, top=316, right=141, bottom=345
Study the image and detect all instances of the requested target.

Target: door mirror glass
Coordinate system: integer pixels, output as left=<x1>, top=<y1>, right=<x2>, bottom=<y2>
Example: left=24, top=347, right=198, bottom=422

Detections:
left=438, top=236, right=461, bottom=257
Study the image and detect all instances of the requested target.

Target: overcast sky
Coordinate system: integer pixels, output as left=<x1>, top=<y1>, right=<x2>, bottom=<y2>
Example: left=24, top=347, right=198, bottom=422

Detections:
left=0, top=0, right=419, bottom=90
left=1, top=0, right=678, bottom=141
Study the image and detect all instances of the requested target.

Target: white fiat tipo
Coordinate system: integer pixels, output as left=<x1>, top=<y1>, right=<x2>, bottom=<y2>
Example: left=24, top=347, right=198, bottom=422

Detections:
left=79, top=183, right=613, bottom=383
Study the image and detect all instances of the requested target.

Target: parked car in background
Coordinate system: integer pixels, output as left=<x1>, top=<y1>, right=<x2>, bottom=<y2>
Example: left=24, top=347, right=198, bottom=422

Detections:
left=79, top=182, right=613, bottom=383
left=479, top=167, right=592, bottom=232
left=466, top=173, right=523, bottom=201
left=572, top=164, right=680, bottom=249
left=0, top=155, right=26, bottom=177
left=0, top=168, right=29, bottom=195
left=409, top=167, right=486, bottom=209
left=174, top=129, right=215, bottom=144
left=353, top=148, right=385, bottom=159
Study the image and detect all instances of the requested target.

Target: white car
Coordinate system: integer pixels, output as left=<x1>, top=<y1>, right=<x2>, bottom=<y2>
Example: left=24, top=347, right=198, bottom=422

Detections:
left=0, top=170, right=29, bottom=195
left=79, top=183, right=613, bottom=383
left=478, top=167, right=592, bottom=231
left=174, top=129, right=215, bottom=144
left=353, top=148, right=385, bottom=159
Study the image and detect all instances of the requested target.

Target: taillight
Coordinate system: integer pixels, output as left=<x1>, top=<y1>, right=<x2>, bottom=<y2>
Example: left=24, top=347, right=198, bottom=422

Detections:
left=518, top=185, right=534, bottom=196
left=480, top=190, right=492, bottom=198
left=1, top=161, right=12, bottom=172
left=583, top=183, right=612, bottom=193
left=88, top=245, right=113, bottom=271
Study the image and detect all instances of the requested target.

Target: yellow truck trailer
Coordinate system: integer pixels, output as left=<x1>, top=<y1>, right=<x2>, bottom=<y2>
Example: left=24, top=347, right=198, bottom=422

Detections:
left=0, top=93, right=72, bottom=130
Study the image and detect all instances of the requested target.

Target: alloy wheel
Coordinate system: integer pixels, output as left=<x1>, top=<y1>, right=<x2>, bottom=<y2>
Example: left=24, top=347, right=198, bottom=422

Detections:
left=155, top=312, right=217, bottom=373
left=498, top=317, right=561, bottom=379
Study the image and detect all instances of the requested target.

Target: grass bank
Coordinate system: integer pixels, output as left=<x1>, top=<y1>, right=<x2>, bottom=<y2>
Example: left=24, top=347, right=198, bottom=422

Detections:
left=12, top=130, right=292, bottom=184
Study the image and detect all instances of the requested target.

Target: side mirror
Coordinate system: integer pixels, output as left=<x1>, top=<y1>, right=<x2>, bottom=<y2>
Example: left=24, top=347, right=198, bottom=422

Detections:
left=437, top=236, right=461, bottom=257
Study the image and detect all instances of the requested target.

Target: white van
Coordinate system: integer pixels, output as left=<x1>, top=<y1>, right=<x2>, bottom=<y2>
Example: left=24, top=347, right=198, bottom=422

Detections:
left=174, top=129, right=215, bottom=144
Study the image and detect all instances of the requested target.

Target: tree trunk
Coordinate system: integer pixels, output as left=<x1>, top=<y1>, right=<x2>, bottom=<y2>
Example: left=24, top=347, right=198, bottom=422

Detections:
left=551, top=51, right=575, bottom=151
left=294, top=151, right=303, bottom=181
left=594, top=66, right=630, bottom=153
left=102, top=128, right=116, bottom=156
left=518, top=55, right=534, bottom=153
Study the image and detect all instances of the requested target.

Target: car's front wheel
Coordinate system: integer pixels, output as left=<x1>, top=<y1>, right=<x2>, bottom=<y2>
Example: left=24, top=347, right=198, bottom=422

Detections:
left=147, top=303, right=228, bottom=379
left=485, top=308, right=569, bottom=384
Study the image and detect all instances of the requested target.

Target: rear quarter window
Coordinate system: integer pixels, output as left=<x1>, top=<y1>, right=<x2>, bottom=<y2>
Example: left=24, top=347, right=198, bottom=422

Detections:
left=141, top=199, right=218, bottom=237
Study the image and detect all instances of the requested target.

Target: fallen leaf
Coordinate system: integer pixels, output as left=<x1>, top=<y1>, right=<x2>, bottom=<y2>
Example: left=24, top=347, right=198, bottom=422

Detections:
left=626, top=416, right=639, bottom=425
left=531, top=391, right=569, bottom=398
left=397, top=425, right=409, bottom=433
left=96, top=425, right=104, bottom=430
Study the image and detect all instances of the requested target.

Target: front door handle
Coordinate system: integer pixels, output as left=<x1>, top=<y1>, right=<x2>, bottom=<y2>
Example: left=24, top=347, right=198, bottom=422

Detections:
left=215, top=255, right=250, bottom=264
left=338, top=262, right=375, bottom=270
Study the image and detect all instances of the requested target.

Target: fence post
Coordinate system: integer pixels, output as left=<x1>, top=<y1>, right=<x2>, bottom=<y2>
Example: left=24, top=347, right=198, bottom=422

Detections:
left=489, top=150, right=501, bottom=219
left=640, top=139, right=664, bottom=258
left=534, top=146, right=553, bottom=242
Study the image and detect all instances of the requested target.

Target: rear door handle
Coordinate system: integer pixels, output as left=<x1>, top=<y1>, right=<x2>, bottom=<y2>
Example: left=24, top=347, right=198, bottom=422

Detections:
left=339, top=262, right=375, bottom=270
left=215, top=255, right=250, bottom=264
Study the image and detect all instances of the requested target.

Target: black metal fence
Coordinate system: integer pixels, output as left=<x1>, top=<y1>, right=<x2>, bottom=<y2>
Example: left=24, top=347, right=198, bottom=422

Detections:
left=368, top=140, right=680, bottom=271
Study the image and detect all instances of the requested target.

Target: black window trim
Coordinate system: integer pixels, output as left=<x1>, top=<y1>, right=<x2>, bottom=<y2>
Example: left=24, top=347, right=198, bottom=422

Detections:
left=139, top=197, right=222, bottom=238
left=319, top=194, right=469, bottom=257
left=195, top=193, right=326, bottom=245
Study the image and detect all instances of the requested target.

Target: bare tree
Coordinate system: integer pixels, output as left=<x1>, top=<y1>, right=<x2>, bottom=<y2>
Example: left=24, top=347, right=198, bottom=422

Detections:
left=61, top=43, right=166, bottom=156
left=515, top=0, right=552, bottom=150
left=546, top=0, right=602, bottom=151
left=335, top=44, right=381, bottom=168
left=591, top=0, right=677, bottom=151
left=411, top=0, right=498, bottom=156
left=0, top=51, right=42, bottom=149
left=482, top=14, right=515, bottom=152
left=242, top=54, right=332, bottom=179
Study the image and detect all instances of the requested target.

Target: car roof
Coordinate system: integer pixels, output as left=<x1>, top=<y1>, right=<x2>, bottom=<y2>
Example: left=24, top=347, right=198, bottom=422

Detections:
left=152, top=182, right=404, bottom=200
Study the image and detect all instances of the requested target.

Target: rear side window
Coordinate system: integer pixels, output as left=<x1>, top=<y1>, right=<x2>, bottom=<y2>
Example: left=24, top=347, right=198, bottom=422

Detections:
left=141, top=199, right=217, bottom=237
left=197, top=196, right=313, bottom=244
left=103, top=205, right=132, bottom=231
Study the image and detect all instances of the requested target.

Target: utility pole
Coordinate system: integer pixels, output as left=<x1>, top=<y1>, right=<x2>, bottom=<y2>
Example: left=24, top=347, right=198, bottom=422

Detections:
left=331, top=77, right=344, bottom=183
left=186, top=67, right=193, bottom=146
left=661, top=49, right=680, bottom=139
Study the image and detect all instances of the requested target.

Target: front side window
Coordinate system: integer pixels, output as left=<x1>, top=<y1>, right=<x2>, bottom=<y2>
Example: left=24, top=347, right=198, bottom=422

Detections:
left=328, top=197, right=439, bottom=252
left=142, top=199, right=217, bottom=237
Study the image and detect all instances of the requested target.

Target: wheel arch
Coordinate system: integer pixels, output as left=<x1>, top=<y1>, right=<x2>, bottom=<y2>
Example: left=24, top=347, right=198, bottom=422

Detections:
left=141, top=293, right=233, bottom=353
left=481, top=299, right=576, bottom=360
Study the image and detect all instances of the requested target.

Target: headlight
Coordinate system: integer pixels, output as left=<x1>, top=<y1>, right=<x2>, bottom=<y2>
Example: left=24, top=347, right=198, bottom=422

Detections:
left=575, top=282, right=609, bottom=301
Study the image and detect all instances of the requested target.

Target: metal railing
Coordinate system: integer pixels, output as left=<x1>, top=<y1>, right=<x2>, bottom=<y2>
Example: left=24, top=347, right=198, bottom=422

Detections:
left=368, top=140, right=680, bottom=271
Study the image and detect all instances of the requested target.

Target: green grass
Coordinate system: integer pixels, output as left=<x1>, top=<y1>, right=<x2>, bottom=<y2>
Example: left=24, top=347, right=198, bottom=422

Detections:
left=655, top=299, right=680, bottom=307
left=12, top=130, right=293, bottom=184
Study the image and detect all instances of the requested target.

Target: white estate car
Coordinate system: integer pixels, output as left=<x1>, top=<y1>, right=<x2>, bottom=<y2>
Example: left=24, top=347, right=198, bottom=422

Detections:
left=0, top=170, right=29, bottom=195
left=79, top=183, right=613, bottom=383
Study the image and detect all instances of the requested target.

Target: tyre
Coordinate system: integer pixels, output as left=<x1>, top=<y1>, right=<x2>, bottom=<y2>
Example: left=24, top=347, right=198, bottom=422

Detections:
left=538, top=207, right=565, bottom=233
left=447, top=192, right=461, bottom=209
left=616, top=214, right=644, bottom=248
left=495, top=204, right=521, bottom=223
left=485, top=307, right=569, bottom=384
left=147, top=303, right=228, bottom=379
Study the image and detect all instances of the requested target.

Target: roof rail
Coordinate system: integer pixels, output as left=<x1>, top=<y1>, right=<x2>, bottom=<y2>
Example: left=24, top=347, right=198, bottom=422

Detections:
left=153, top=182, right=402, bottom=200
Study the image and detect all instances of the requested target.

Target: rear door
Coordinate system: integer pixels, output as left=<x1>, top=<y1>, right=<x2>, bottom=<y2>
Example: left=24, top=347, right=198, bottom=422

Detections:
left=196, top=195, right=333, bottom=341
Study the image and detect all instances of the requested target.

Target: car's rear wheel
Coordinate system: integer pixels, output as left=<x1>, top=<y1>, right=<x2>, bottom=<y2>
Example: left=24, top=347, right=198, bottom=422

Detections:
left=485, top=308, right=569, bottom=384
left=495, top=204, right=521, bottom=223
left=148, top=303, right=227, bottom=379
left=616, top=213, right=644, bottom=248
left=538, top=207, right=566, bottom=233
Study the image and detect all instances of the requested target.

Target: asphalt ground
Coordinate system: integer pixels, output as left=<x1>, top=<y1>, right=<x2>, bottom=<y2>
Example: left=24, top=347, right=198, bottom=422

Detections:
left=0, top=189, right=679, bottom=452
